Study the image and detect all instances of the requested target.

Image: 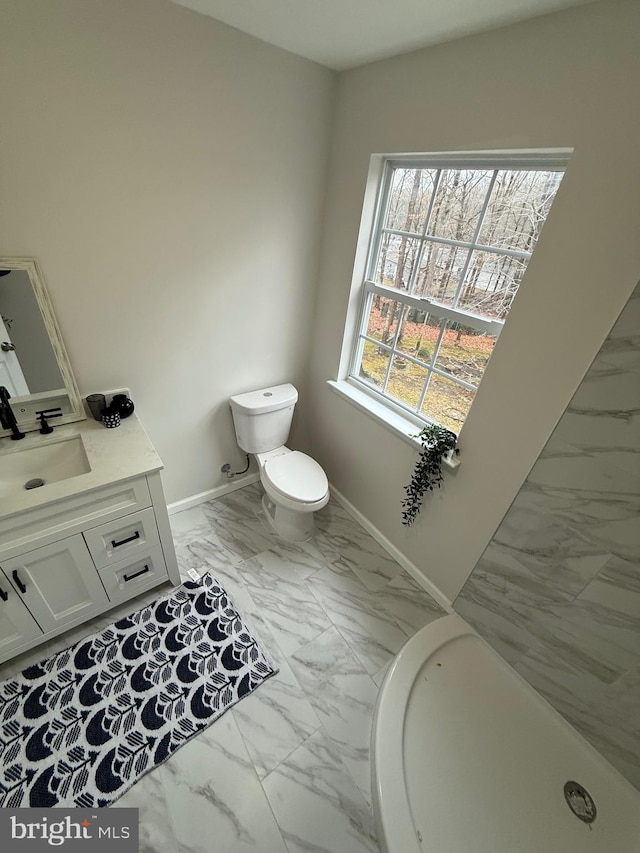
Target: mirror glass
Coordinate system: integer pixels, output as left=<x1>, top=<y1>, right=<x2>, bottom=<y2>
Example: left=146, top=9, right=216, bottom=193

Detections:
left=0, top=258, right=84, bottom=434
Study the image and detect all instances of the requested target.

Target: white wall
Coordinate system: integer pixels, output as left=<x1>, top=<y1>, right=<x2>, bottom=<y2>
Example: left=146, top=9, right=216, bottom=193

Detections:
left=305, top=0, right=640, bottom=601
left=0, top=0, right=335, bottom=501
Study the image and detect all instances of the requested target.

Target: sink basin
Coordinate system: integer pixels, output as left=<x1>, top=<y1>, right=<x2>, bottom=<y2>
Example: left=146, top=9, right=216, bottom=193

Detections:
left=0, top=435, right=91, bottom=499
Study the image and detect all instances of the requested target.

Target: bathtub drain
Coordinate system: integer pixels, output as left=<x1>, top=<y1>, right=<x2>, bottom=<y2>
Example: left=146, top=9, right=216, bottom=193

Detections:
left=564, top=781, right=596, bottom=825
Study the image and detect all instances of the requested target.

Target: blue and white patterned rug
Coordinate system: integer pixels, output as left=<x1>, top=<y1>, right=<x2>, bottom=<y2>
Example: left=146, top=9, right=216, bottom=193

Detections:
left=0, top=571, right=277, bottom=808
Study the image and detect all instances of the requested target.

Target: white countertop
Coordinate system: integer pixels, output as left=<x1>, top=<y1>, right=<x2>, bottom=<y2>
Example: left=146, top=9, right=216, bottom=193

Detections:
left=0, top=414, right=163, bottom=520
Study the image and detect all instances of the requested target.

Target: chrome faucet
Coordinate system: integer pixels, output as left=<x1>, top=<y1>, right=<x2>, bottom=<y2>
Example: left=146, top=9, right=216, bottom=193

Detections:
left=0, top=386, right=25, bottom=440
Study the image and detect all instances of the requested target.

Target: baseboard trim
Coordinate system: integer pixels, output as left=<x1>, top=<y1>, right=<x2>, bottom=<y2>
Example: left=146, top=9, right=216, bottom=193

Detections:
left=329, top=483, right=454, bottom=613
left=169, top=476, right=453, bottom=612
left=167, top=473, right=260, bottom=515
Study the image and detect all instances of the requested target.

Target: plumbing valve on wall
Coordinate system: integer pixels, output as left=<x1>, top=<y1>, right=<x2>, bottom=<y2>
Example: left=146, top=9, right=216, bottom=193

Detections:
left=220, top=455, right=250, bottom=480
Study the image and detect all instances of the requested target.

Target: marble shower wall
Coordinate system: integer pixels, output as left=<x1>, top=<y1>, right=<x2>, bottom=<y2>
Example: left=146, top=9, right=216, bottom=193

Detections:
left=455, top=280, right=640, bottom=788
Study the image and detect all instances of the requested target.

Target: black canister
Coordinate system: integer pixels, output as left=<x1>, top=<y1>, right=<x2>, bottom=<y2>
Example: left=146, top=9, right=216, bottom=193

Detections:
left=111, top=394, right=135, bottom=418
left=102, top=406, right=121, bottom=428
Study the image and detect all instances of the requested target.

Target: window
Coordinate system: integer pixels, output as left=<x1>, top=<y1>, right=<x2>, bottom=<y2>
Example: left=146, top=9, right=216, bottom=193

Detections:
left=347, top=152, right=567, bottom=434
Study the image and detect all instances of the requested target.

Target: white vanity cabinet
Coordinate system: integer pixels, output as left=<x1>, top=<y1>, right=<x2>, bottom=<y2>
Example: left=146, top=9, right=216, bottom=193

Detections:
left=0, top=260, right=182, bottom=668
left=0, top=468, right=180, bottom=666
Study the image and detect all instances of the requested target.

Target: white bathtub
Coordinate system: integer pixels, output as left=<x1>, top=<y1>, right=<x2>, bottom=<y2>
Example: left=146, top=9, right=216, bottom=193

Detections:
left=372, top=614, right=640, bottom=853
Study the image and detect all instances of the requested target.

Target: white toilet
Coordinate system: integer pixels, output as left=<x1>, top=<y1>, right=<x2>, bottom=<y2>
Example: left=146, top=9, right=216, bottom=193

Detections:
left=229, top=383, right=329, bottom=542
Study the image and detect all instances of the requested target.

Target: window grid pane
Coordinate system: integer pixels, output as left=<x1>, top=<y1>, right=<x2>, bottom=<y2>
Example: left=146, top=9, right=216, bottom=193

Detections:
left=425, top=169, right=494, bottom=244
left=374, top=234, right=422, bottom=290
left=383, top=168, right=438, bottom=235
left=433, top=322, right=497, bottom=386
left=353, top=285, right=502, bottom=416
left=357, top=298, right=484, bottom=422
left=420, top=374, right=477, bottom=433
left=351, top=157, right=565, bottom=432
left=412, top=243, right=471, bottom=305
left=456, top=251, right=528, bottom=319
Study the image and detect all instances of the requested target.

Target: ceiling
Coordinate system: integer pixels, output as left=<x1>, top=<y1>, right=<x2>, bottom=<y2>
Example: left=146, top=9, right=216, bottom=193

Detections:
left=170, top=0, right=597, bottom=70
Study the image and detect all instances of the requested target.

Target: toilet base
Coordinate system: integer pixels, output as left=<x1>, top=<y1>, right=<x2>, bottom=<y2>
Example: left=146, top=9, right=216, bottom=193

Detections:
left=262, top=494, right=316, bottom=542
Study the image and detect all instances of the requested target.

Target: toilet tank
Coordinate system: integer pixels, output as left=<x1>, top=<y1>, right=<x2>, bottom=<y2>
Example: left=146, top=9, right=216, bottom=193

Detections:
left=229, top=383, right=298, bottom=453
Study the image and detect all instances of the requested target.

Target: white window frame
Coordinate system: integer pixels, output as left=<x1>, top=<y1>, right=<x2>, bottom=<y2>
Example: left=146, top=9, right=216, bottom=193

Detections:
left=340, top=150, right=570, bottom=437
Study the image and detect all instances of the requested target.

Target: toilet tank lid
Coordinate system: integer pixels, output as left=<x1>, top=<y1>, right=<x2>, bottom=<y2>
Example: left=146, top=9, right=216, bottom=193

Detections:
left=230, top=383, right=298, bottom=415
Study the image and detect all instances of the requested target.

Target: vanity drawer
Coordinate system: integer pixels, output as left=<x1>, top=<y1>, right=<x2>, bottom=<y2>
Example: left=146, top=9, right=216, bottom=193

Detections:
left=84, top=507, right=160, bottom=568
left=98, top=546, right=168, bottom=605
left=0, top=476, right=152, bottom=561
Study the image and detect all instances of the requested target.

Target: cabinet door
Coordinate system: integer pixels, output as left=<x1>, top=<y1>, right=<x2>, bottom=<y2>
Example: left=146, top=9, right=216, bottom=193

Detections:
left=0, top=575, right=43, bottom=659
left=2, top=536, right=109, bottom=635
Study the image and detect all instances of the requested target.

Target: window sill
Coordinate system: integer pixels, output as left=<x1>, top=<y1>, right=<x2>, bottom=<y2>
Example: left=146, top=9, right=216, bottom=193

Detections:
left=327, top=379, right=461, bottom=469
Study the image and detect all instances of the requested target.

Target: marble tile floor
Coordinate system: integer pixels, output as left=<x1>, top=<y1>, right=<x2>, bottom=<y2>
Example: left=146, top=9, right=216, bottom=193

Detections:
left=0, top=483, right=446, bottom=853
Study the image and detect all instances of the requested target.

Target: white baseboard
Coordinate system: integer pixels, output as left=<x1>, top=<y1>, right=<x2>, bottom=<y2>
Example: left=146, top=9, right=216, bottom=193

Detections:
left=167, top=472, right=260, bottom=515
left=329, top=483, right=453, bottom=613
left=168, top=475, right=452, bottom=612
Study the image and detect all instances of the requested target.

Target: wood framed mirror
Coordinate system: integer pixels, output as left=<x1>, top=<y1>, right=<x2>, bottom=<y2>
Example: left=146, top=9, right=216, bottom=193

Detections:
left=0, top=257, right=84, bottom=435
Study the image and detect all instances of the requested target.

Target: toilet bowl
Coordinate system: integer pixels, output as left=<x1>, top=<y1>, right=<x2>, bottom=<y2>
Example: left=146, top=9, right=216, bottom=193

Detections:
left=229, top=383, right=329, bottom=542
left=257, top=448, right=329, bottom=541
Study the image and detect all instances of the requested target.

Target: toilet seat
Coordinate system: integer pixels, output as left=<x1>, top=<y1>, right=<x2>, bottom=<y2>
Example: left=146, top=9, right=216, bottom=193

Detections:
left=262, top=450, right=328, bottom=504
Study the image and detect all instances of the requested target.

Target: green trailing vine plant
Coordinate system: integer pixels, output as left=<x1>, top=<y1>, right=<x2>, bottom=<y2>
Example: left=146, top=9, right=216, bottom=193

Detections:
left=401, top=424, right=458, bottom=526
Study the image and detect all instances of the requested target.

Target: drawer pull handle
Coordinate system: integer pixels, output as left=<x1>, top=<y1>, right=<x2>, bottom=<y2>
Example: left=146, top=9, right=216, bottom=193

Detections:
left=0, top=586, right=7, bottom=602
left=123, top=564, right=150, bottom=583
left=12, top=570, right=27, bottom=594
left=111, top=531, right=141, bottom=549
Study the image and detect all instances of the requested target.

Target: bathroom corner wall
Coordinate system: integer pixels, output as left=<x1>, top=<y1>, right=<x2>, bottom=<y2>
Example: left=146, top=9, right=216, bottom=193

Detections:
left=455, top=281, right=640, bottom=787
